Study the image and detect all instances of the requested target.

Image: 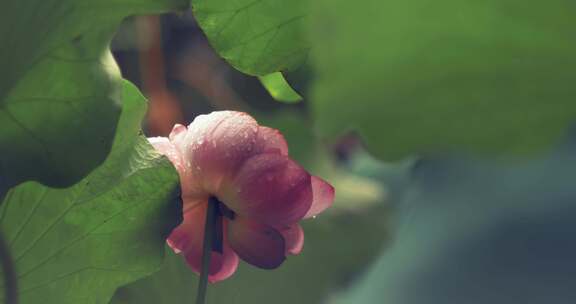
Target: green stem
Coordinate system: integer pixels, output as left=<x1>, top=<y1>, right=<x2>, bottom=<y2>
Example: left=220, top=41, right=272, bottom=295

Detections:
left=0, top=229, right=17, bottom=304
left=195, top=198, right=218, bottom=304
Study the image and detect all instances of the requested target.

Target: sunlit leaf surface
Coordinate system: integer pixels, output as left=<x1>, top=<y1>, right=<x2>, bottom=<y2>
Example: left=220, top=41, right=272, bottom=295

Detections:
left=193, top=0, right=309, bottom=75
left=0, top=82, right=182, bottom=304
left=0, top=0, right=188, bottom=188
left=259, top=72, right=302, bottom=103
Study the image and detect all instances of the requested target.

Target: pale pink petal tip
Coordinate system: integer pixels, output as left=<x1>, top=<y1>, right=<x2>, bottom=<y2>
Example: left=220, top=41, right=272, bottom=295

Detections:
left=169, top=123, right=187, bottom=142
left=147, top=136, right=169, bottom=146
left=166, top=228, right=188, bottom=254
left=305, top=176, right=335, bottom=219
left=207, top=248, right=239, bottom=283
left=184, top=247, right=240, bottom=284
left=147, top=136, right=186, bottom=174
left=280, top=224, right=304, bottom=255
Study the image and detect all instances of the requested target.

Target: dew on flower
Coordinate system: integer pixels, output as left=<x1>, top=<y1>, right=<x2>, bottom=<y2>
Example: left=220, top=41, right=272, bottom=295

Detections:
left=148, top=111, right=335, bottom=286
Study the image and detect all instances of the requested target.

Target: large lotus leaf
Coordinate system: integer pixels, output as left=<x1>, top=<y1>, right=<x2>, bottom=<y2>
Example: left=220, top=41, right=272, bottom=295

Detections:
left=0, top=0, right=188, bottom=189
left=193, top=0, right=309, bottom=75
left=0, top=82, right=182, bottom=304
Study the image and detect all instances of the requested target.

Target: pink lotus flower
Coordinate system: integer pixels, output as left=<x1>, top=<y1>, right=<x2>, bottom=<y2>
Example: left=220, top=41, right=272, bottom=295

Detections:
left=148, top=111, right=334, bottom=282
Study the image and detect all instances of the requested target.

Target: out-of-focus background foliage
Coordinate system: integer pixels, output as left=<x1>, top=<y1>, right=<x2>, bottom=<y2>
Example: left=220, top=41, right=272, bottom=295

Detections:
left=2, top=0, right=575, bottom=303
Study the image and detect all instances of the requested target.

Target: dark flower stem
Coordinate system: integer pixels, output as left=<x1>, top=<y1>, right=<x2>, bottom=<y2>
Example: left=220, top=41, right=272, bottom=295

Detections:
left=196, top=198, right=219, bottom=304
left=0, top=229, right=17, bottom=304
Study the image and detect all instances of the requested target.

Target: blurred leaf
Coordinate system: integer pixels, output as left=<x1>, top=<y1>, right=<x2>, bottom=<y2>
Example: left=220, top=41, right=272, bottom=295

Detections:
left=193, top=0, right=310, bottom=75
left=259, top=72, right=303, bottom=103
left=332, top=144, right=576, bottom=304
left=310, top=0, right=576, bottom=160
left=0, top=82, right=182, bottom=304
left=0, top=0, right=188, bottom=189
